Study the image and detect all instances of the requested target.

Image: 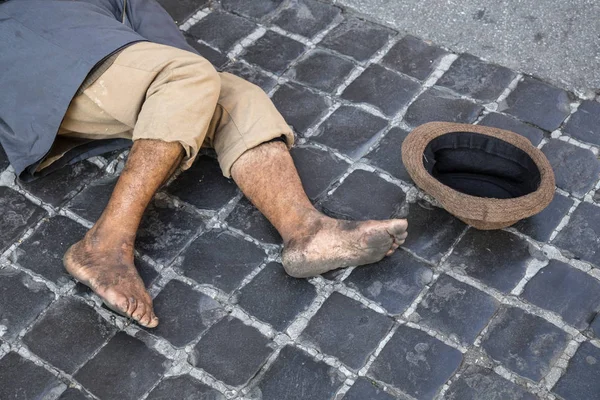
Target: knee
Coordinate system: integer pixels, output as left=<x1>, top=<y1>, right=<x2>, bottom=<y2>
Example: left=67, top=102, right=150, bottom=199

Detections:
left=177, top=56, right=222, bottom=102
left=195, top=60, right=221, bottom=100
left=219, top=72, right=268, bottom=105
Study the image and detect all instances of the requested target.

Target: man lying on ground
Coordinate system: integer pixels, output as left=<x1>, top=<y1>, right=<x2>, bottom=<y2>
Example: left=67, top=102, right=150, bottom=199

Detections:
left=0, top=0, right=408, bottom=327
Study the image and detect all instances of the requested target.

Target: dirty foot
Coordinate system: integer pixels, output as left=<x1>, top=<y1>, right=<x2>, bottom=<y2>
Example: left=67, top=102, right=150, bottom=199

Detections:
left=64, top=234, right=158, bottom=328
left=282, top=216, right=408, bottom=278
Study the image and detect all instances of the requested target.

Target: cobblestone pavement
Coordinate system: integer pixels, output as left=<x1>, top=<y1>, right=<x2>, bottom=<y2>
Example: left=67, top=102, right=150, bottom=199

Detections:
left=1, top=1, right=600, bottom=399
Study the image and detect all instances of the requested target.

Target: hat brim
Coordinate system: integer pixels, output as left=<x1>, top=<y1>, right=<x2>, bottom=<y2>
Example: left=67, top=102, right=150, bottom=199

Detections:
left=402, top=122, right=555, bottom=230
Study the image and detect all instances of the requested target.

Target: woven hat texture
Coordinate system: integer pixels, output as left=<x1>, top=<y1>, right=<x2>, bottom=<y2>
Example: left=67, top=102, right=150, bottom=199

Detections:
left=402, top=122, right=555, bottom=230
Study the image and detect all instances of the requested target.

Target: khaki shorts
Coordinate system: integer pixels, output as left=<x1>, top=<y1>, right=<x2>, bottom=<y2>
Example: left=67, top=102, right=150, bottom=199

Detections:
left=45, top=42, right=294, bottom=177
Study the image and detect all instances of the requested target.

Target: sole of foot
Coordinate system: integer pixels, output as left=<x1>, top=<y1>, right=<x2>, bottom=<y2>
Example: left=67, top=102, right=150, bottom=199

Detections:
left=282, top=218, right=408, bottom=278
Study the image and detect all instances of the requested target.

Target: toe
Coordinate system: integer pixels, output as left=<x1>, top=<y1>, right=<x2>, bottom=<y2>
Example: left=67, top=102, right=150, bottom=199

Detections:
left=139, top=303, right=155, bottom=327
left=146, top=313, right=159, bottom=328
left=385, top=241, right=401, bottom=256
left=139, top=313, right=152, bottom=327
left=126, top=297, right=137, bottom=316
left=389, top=219, right=408, bottom=235
left=396, top=231, right=408, bottom=241
left=115, top=296, right=131, bottom=315
left=131, top=301, right=146, bottom=322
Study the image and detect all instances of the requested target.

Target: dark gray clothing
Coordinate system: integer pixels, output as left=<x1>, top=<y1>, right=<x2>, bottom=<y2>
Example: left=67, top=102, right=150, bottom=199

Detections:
left=0, top=0, right=197, bottom=180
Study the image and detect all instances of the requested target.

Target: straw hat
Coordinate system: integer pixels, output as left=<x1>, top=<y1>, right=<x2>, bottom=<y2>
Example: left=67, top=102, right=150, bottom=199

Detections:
left=401, top=122, right=555, bottom=230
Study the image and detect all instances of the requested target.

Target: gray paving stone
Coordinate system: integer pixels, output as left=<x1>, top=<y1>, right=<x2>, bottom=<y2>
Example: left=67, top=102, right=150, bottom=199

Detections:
left=0, top=268, right=54, bottom=341
left=369, top=324, right=463, bottom=399
left=0, top=352, right=65, bottom=400
left=188, top=11, right=257, bottom=52
left=22, top=297, right=116, bottom=373
left=343, top=377, right=397, bottom=400
left=300, top=292, right=394, bottom=370
left=414, top=275, right=499, bottom=344
left=243, top=31, right=306, bottom=75
left=224, top=62, right=277, bottom=92
left=321, top=17, right=395, bottom=62
left=271, top=82, right=331, bottom=135
left=136, top=196, right=207, bottom=264
left=341, top=64, right=421, bottom=116
left=0, top=145, right=9, bottom=171
left=184, top=35, right=230, bottom=69
left=237, top=262, right=317, bottom=331
left=554, top=342, right=600, bottom=400
left=177, top=229, right=266, bottom=292
left=365, top=127, right=412, bottom=182
left=58, top=388, right=89, bottom=400
left=189, top=317, right=273, bottom=387
left=14, top=216, right=87, bottom=285
left=436, top=54, right=517, bottom=102
left=74, top=332, right=168, bottom=400
left=226, top=197, right=282, bottom=244
left=288, top=49, right=355, bottom=92
left=446, top=229, right=533, bottom=293
left=512, top=193, right=574, bottom=243
left=221, top=0, right=284, bottom=19
left=0, top=187, right=46, bottom=253
left=67, top=175, right=117, bottom=222
left=503, top=77, right=573, bottom=131
left=257, top=346, right=345, bottom=400
left=321, top=169, right=406, bottom=221
left=553, top=201, right=600, bottom=267
left=135, top=257, right=160, bottom=287
left=272, top=0, right=341, bottom=38
left=403, top=87, right=484, bottom=128
left=157, top=0, right=208, bottom=23
left=312, top=105, right=388, bottom=158
left=146, top=375, right=225, bottom=400
left=403, top=202, right=466, bottom=263
left=346, top=249, right=433, bottom=315
left=541, top=139, right=600, bottom=198
left=594, top=189, right=600, bottom=204
left=380, top=35, right=448, bottom=81
left=522, top=260, right=600, bottom=330
left=563, top=100, right=600, bottom=146
left=445, top=364, right=539, bottom=400
left=479, top=112, right=545, bottom=146
left=149, top=280, right=226, bottom=347
left=481, top=307, right=569, bottom=381
left=167, top=156, right=238, bottom=211
left=591, top=314, right=600, bottom=338
left=290, top=146, right=349, bottom=201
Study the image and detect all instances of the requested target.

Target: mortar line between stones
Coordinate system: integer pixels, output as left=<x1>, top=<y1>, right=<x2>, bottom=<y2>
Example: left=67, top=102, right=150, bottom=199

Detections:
left=507, top=223, right=600, bottom=282
left=547, top=198, right=582, bottom=243
left=178, top=8, right=210, bottom=31
left=446, top=269, right=583, bottom=339
left=13, top=339, right=103, bottom=400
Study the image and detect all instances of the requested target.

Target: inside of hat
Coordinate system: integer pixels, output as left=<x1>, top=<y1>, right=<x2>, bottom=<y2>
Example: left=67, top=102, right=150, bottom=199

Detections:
left=423, top=132, right=541, bottom=199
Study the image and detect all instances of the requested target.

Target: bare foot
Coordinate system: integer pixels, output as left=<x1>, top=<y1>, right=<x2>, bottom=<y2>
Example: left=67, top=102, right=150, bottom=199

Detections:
left=63, top=232, right=158, bottom=328
left=281, top=215, right=408, bottom=278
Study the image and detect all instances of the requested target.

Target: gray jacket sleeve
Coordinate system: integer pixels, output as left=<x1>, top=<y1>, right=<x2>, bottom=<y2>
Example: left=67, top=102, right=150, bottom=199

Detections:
left=125, top=0, right=197, bottom=53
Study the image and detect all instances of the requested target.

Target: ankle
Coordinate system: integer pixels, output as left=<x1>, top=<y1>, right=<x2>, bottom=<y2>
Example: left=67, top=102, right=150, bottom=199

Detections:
left=83, top=223, right=135, bottom=254
left=281, top=209, right=329, bottom=245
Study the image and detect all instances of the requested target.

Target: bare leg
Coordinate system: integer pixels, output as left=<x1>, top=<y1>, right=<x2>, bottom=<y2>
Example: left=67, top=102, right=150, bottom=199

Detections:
left=231, top=141, right=408, bottom=278
left=64, top=139, right=183, bottom=327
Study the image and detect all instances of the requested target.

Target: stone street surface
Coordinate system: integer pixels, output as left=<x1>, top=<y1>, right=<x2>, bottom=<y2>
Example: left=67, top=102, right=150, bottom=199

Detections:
left=1, top=1, right=600, bottom=399
left=333, top=0, right=600, bottom=95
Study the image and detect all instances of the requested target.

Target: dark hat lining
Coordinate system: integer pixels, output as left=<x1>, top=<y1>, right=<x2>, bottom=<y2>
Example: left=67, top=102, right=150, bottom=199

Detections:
left=423, top=132, right=541, bottom=199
